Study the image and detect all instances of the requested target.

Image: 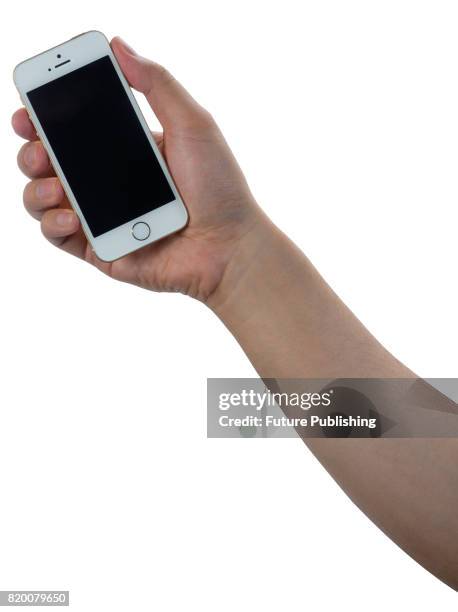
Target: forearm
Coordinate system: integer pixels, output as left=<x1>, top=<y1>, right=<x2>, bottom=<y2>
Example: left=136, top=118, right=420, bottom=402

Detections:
left=209, top=214, right=410, bottom=379
left=208, top=213, right=458, bottom=589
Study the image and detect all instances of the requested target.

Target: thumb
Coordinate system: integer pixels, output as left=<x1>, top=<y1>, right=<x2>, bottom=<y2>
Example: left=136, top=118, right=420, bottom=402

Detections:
left=111, top=36, right=212, bottom=132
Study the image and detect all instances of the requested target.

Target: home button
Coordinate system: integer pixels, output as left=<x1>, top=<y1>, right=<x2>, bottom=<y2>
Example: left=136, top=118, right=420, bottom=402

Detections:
left=132, top=221, right=151, bottom=241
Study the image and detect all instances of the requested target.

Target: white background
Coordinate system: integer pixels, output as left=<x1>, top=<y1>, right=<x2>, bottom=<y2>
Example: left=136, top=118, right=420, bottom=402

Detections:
left=1, top=1, right=457, bottom=610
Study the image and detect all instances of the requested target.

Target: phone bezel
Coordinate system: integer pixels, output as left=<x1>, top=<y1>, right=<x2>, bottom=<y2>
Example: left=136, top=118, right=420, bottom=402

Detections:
left=13, top=31, right=188, bottom=262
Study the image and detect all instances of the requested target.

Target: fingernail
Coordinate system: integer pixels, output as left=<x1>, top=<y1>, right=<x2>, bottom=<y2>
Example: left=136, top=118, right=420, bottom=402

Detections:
left=55, top=211, right=76, bottom=227
left=118, top=37, right=137, bottom=55
left=36, top=180, right=55, bottom=199
left=24, top=144, right=36, bottom=167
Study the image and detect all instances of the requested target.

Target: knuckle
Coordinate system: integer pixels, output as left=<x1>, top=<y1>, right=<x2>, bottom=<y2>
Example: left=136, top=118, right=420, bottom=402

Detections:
left=189, top=107, right=218, bottom=133
left=154, top=62, right=176, bottom=87
left=199, top=107, right=216, bottom=127
left=40, top=213, right=51, bottom=236
left=17, top=143, right=27, bottom=168
left=22, top=181, right=33, bottom=205
left=22, top=182, right=40, bottom=219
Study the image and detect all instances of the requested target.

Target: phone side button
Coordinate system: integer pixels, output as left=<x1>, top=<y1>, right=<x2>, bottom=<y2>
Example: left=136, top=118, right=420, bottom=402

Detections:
left=131, top=221, right=151, bottom=241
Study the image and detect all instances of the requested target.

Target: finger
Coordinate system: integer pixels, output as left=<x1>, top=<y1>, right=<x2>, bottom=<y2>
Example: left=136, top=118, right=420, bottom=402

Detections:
left=41, top=208, right=80, bottom=248
left=17, top=141, right=54, bottom=179
left=23, top=177, right=65, bottom=220
left=12, top=108, right=37, bottom=141
left=151, top=130, right=164, bottom=153
left=111, top=36, right=214, bottom=132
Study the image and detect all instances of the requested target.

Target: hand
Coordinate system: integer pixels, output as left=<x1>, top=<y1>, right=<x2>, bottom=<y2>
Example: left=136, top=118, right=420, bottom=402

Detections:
left=12, top=37, right=262, bottom=302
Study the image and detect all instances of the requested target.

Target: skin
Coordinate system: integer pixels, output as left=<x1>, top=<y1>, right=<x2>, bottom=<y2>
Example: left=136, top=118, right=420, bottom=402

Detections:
left=14, top=37, right=261, bottom=300
left=13, top=36, right=458, bottom=589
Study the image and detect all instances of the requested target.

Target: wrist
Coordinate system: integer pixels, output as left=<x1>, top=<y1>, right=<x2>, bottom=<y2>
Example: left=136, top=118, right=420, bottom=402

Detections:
left=205, top=210, right=291, bottom=320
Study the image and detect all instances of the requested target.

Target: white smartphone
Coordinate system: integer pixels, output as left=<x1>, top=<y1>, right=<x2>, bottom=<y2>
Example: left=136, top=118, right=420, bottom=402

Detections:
left=14, top=31, right=188, bottom=262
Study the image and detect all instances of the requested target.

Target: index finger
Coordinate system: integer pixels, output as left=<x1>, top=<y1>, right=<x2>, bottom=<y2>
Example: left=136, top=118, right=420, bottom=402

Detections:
left=11, top=108, right=37, bottom=141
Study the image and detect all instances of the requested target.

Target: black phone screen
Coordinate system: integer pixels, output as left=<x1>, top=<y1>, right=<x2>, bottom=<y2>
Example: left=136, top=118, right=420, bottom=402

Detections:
left=27, top=55, right=175, bottom=237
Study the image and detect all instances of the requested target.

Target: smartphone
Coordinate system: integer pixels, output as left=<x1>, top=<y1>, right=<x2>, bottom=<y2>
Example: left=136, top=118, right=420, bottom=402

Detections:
left=13, top=31, right=188, bottom=262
